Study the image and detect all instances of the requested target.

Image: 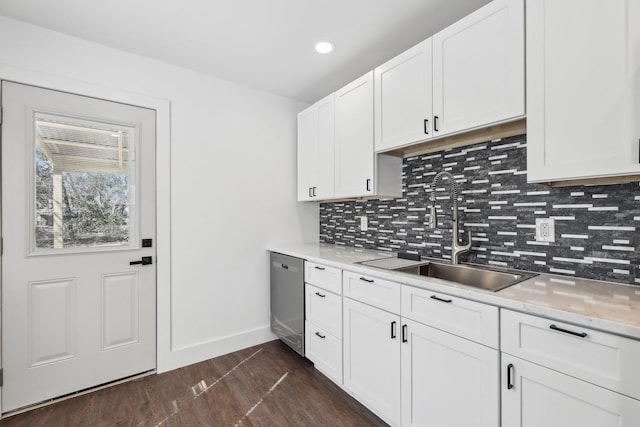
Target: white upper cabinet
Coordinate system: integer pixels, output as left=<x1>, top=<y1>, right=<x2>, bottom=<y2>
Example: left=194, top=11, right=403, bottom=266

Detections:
left=335, top=71, right=402, bottom=199
left=526, top=0, right=640, bottom=183
left=374, top=39, right=433, bottom=152
left=297, top=105, right=317, bottom=201
left=315, top=96, right=335, bottom=199
left=297, top=94, right=334, bottom=201
left=335, top=72, right=375, bottom=198
left=432, top=0, right=525, bottom=137
left=373, top=0, right=525, bottom=153
left=299, top=0, right=526, bottom=199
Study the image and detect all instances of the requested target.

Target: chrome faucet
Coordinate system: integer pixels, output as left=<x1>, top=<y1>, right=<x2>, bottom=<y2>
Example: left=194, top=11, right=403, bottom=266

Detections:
left=428, top=171, right=471, bottom=264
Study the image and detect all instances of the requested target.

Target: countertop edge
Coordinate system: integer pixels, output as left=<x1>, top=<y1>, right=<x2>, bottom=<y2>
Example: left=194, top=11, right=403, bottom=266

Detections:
left=268, top=243, right=640, bottom=341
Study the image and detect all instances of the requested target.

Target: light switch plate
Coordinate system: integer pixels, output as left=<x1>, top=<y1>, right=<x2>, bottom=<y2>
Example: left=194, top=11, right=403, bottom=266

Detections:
left=360, top=216, right=368, bottom=231
left=535, top=218, right=555, bottom=242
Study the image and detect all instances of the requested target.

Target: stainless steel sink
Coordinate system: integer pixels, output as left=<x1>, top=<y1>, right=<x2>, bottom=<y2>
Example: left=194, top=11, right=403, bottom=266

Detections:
left=358, top=257, right=535, bottom=292
left=396, top=261, right=534, bottom=292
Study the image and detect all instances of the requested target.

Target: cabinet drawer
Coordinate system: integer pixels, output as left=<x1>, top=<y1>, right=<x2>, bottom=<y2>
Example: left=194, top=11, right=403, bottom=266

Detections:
left=401, top=285, right=499, bottom=348
left=305, top=262, right=342, bottom=294
left=343, top=271, right=401, bottom=314
left=305, top=321, right=343, bottom=385
left=305, top=284, right=342, bottom=338
left=501, top=309, right=640, bottom=400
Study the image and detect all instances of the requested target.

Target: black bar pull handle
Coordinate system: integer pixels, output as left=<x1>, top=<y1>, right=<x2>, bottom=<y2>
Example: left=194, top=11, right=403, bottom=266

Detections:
left=402, top=324, right=408, bottom=343
left=434, top=115, right=440, bottom=132
left=315, top=332, right=326, bottom=339
left=391, top=321, right=397, bottom=339
left=359, top=277, right=374, bottom=283
left=309, top=187, right=313, bottom=198
left=314, top=266, right=325, bottom=271
left=312, top=187, right=317, bottom=197
left=315, top=292, right=326, bottom=298
left=366, top=178, right=371, bottom=192
left=130, top=256, right=153, bottom=266
left=638, top=138, right=639, bottom=163
left=549, top=324, right=588, bottom=338
left=430, top=295, right=452, bottom=303
left=280, top=263, right=289, bottom=270
left=423, top=118, right=429, bottom=135
left=507, top=363, right=514, bottom=390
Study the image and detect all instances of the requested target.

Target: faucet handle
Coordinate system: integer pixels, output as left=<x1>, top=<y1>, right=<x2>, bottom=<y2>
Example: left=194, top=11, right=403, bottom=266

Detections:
left=428, top=205, right=438, bottom=228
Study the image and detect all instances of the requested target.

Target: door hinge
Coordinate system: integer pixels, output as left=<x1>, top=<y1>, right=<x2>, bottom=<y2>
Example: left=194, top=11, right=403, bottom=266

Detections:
left=0, top=368, right=3, bottom=387
left=1, top=237, right=3, bottom=256
left=0, top=106, right=3, bottom=125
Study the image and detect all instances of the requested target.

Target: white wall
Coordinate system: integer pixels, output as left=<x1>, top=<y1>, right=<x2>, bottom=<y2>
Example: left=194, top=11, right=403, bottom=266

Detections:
left=0, top=16, right=318, bottom=372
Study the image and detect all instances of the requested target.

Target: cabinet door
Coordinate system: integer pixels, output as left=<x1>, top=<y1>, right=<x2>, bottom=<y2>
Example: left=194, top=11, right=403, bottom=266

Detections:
left=343, top=297, right=401, bottom=426
left=375, top=39, right=433, bottom=152
left=335, top=71, right=375, bottom=198
left=432, top=0, right=524, bottom=137
left=502, top=355, right=640, bottom=427
left=297, top=95, right=334, bottom=201
left=401, top=319, right=499, bottom=427
left=315, top=94, right=335, bottom=199
left=297, top=104, right=317, bottom=201
left=526, top=0, right=640, bottom=182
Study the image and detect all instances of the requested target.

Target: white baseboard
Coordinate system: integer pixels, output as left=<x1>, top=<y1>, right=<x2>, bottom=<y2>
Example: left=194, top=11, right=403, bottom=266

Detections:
left=158, top=325, right=278, bottom=373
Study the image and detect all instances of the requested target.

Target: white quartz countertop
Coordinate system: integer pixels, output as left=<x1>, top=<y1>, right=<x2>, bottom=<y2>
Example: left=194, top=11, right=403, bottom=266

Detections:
left=269, top=243, right=640, bottom=340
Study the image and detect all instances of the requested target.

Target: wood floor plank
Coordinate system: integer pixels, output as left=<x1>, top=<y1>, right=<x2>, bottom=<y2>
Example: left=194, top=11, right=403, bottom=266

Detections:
left=0, top=340, right=388, bottom=426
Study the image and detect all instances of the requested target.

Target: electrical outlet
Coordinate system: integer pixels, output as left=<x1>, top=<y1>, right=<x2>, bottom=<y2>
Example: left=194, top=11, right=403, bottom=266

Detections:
left=535, top=218, right=555, bottom=243
left=360, top=216, right=368, bottom=231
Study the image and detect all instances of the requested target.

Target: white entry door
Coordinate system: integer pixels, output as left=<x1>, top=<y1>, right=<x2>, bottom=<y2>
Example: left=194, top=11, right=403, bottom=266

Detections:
left=0, top=82, right=157, bottom=413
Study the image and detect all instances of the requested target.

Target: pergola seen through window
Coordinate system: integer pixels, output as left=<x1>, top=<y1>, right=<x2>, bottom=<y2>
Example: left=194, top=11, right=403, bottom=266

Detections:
left=34, top=113, right=135, bottom=251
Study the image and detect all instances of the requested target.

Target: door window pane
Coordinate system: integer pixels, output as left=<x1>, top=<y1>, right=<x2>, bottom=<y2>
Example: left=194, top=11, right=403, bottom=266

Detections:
left=34, top=113, right=136, bottom=251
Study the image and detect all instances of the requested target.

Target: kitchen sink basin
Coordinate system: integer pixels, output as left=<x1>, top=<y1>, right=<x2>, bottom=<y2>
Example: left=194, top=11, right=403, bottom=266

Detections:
left=358, top=257, right=535, bottom=292
left=396, top=262, right=534, bottom=292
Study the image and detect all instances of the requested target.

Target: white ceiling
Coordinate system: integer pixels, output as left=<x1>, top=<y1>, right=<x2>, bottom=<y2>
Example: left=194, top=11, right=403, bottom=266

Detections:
left=0, top=0, right=491, bottom=103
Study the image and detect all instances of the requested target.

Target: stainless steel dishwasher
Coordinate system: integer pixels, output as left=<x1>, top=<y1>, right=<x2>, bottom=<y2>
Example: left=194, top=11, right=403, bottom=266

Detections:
left=270, top=252, right=304, bottom=356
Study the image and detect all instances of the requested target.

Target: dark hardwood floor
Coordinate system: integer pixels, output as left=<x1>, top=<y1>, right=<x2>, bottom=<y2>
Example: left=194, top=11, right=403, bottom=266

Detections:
left=0, top=340, right=388, bottom=426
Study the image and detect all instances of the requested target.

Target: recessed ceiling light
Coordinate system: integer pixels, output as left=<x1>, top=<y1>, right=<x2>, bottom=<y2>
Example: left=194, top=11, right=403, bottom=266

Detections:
left=315, top=41, right=335, bottom=54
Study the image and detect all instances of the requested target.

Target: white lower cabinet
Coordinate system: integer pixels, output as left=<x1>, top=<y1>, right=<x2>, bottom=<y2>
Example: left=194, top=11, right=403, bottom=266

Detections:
left=502, top=355, right=640, bottom=427
left=401, top=318, right=499, bottom=427
left=343, top=270, right=401, bottom=314
left=306, top=284, right=342, bottom=338
left=343, top=297, right=401, bottom=426
left=305, top=321, right=342, bottom=384
left=342, top=280, right=500, bottom=427
left=304, top=262, right=343, bottom=385
left=501, top=309, right=640, bottom=400
left=501, top=309, right=640, bottom=426
left=401, top=285, right=499, bottom=348
left=307, top=266, right=640, bottom=427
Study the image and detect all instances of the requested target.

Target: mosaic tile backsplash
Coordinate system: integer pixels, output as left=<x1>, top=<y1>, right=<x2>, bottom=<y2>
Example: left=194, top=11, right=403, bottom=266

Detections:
left=319, top=134, right=640, bottom=286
